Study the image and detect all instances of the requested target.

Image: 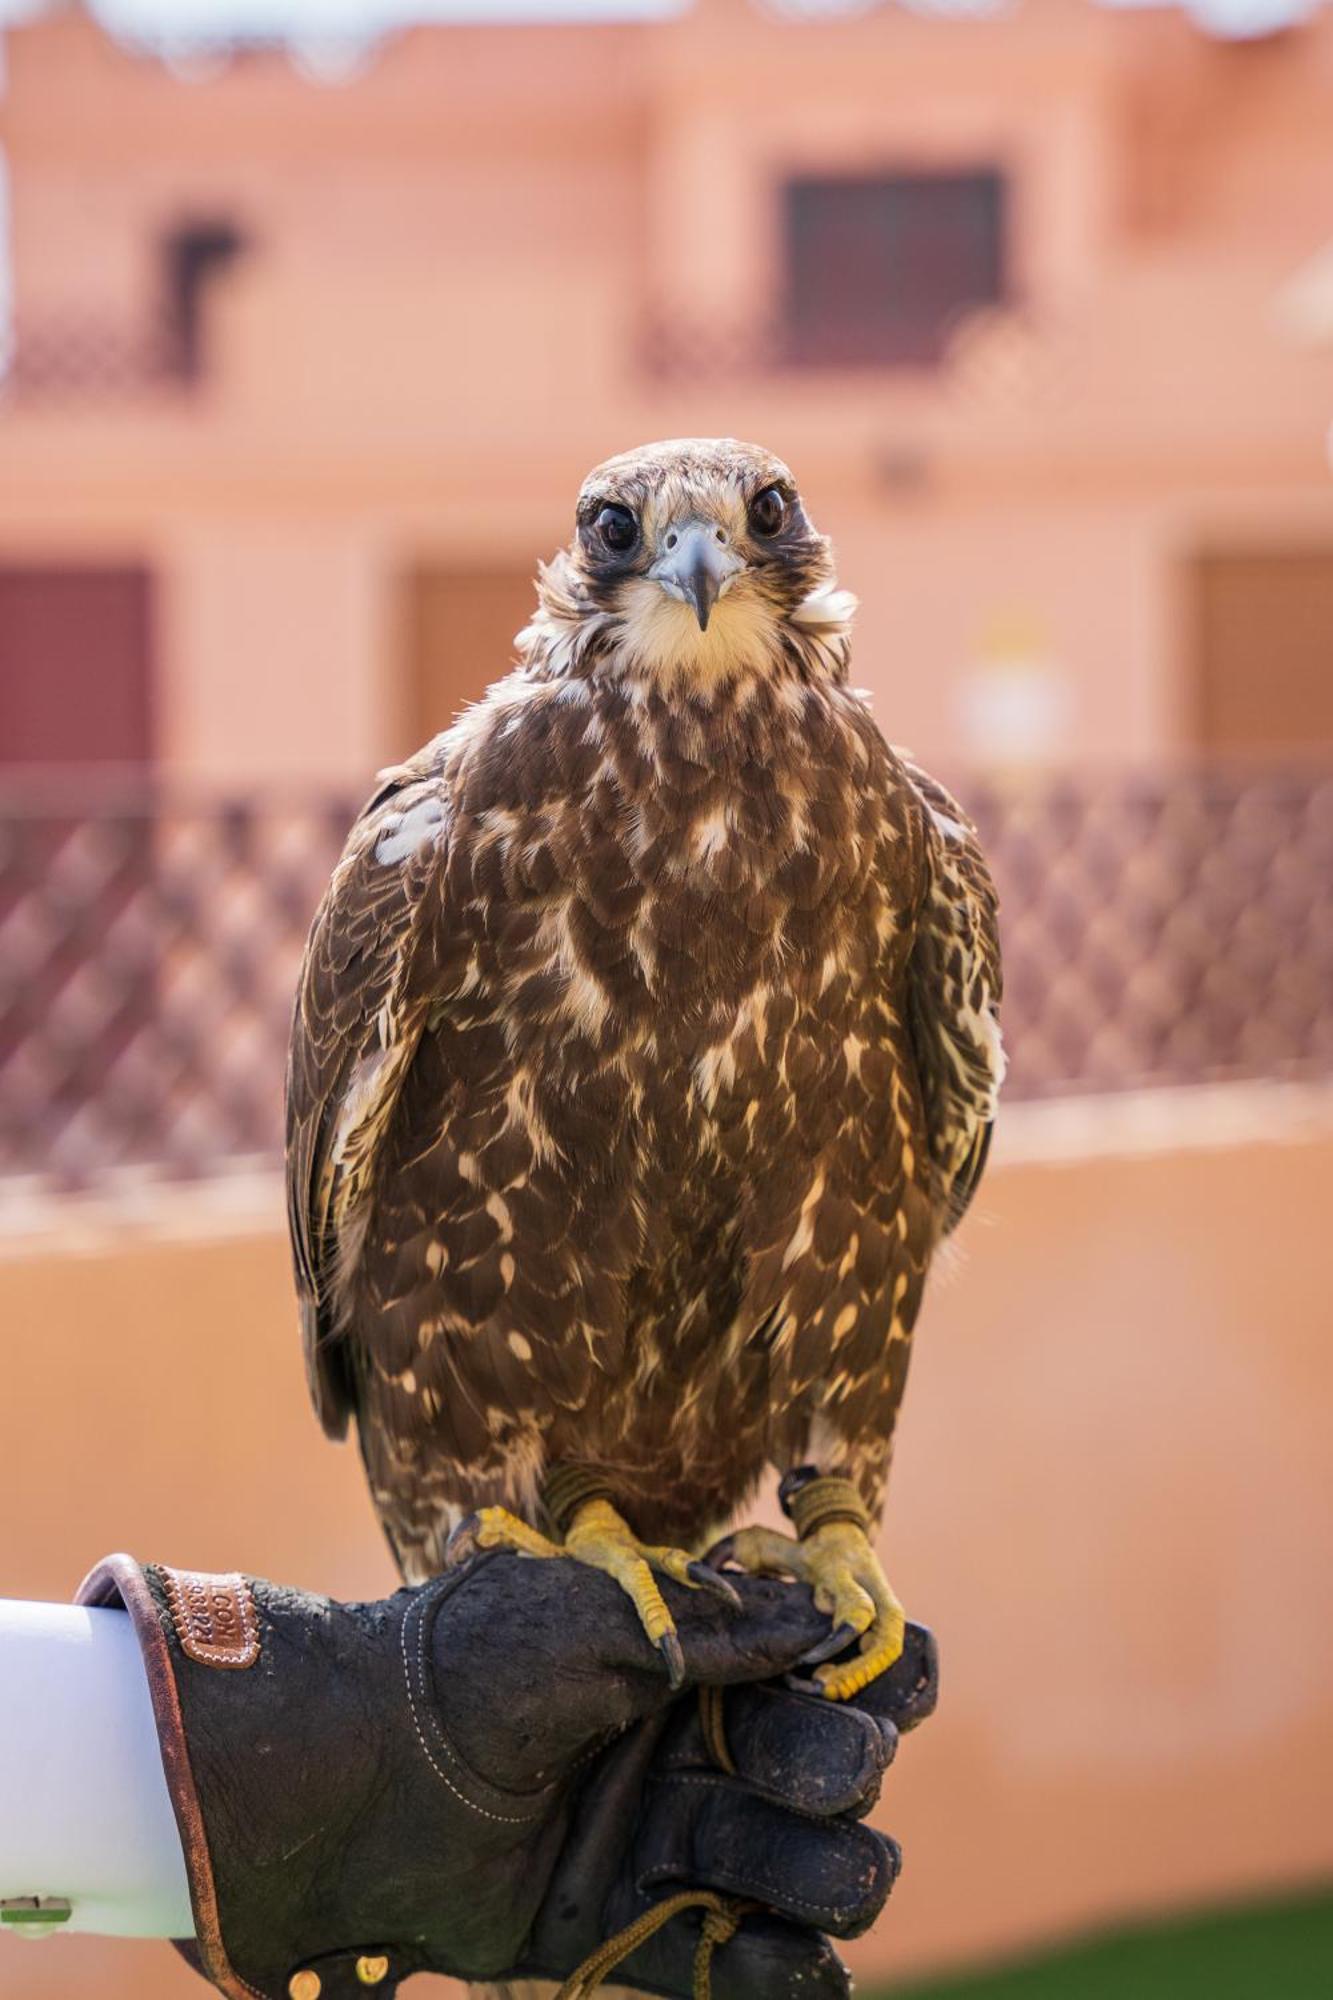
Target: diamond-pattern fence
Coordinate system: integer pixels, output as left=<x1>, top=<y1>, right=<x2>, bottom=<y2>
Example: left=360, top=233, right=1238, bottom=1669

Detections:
left=639, top=302, right=1081, bottom=414
left=0, top=788, right=357, bottom=1191
left=0, top=314, right=180, bottom=401
left=971, top=767, right=1333, bottom=1101
left=1, top=766, right=1330, bottom=1194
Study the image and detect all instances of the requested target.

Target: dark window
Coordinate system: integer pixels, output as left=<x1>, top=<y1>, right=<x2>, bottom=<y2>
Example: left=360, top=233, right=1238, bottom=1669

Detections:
left=160, top=219, right=247, bottom=382
left=784, top=171, right=1006, bottom=368
left=0, top=567, right=154, bottom=768
left=0, top=570, right=157, bottom=1116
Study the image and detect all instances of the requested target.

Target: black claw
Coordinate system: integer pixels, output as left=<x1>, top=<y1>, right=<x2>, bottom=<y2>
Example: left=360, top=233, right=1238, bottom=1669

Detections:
left=777, top=1465, right=822, bottom=1519
left=781, top=1673, right=829, bottom=1698
left=703, top=1534, right=737, bottom=1569
left=658, top=1631, right=686, bottom=1691
left=686, top=1560, right=743, bottom=1611
left=441, top=1513, right=484, bottom=1570
left=798, top=1621, right=859, bottom=1669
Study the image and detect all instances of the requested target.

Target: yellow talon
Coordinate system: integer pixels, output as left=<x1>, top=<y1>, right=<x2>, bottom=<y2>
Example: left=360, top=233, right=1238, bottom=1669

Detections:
left=563, top=1498, right=746, bottom=1683
left=816, top=1623, right=906, bottom=1703
left=473, top=1506, right=563, bottom=1561
left=718, top=1514, right=905, bottom=1702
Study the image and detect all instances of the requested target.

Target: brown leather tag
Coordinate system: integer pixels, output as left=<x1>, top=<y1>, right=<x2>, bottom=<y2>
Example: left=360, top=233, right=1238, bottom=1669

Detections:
left=161, top=1567, right=260, bottom=1671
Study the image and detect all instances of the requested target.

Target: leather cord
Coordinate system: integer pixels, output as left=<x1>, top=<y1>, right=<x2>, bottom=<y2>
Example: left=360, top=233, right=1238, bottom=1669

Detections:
left=696, top=1683, right=736, bottom=1777
left=551, top=1889, right=751, bottom=2000
left=553, top=1684, right=743, bottom=1997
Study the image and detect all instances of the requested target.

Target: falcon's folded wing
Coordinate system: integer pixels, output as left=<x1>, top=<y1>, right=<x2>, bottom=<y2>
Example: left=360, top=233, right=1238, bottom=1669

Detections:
left=285, top=760, right=448, bottom=1437
left=902, top=761, right=1004, bottom=1235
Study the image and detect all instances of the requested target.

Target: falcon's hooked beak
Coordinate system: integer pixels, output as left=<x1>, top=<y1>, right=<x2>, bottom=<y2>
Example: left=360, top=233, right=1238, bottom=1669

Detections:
left=649, top=520, right=745, bottom=631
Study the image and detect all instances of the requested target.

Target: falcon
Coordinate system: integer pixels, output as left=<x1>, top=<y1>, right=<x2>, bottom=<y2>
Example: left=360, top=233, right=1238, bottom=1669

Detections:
left=285, top=438, right=1003, bottom=1700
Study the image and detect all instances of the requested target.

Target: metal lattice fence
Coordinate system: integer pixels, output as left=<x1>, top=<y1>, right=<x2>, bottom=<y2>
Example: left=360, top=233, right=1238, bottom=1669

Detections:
left=1, top=766, right=1330, bottom=1194
left=971, top=768, right=1333, bottom=1102
left=0, top=315, right=181, bottom=401
left=0, top=789, right=357, bottom=1190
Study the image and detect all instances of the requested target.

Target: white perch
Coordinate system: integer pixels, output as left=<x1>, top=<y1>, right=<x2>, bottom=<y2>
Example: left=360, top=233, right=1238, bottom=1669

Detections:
left=0, top=1598, right=191, bottom=1939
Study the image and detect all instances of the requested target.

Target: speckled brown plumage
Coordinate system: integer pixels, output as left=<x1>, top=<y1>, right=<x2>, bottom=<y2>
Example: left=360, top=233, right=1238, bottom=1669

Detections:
left=286, top=439, right=1003, bottom=1584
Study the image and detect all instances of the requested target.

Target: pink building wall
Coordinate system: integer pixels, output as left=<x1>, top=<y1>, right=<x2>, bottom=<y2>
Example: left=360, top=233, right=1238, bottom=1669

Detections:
left=2, top=0, right=1332, bottom=786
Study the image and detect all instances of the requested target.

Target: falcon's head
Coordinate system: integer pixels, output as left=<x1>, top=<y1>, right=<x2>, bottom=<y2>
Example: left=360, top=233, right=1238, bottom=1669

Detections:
left=531, top=438, right=855, bottom=684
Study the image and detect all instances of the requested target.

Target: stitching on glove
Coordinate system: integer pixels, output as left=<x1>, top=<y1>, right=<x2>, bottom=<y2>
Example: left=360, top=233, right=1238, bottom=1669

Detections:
left=399, top=1581, right=549, bottom=1827
left=161, top=1568, right=261, bottom=1672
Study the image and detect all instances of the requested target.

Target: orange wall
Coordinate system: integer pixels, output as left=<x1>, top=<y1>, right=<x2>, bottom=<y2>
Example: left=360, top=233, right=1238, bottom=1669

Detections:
left=3, top=1100, right=1331, bottom=1996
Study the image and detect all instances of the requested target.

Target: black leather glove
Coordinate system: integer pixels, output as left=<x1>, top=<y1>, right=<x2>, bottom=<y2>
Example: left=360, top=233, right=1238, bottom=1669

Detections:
left=78, top=1548, right=936, bottom=2000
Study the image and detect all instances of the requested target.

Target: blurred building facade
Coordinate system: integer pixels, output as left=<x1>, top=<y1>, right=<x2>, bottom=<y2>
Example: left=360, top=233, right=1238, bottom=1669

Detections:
left=1, top=8, right=1332, bottom=1997
left=2, top=0, right=1332, bottom=1188
left=3, top=0, right=1333, bottom=785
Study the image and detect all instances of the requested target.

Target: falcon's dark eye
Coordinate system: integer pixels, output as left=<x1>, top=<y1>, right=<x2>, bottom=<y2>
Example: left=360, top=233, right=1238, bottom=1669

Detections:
left=594, top=503, right=639, bottom=556
left=749, top=485, right=787, bottom=539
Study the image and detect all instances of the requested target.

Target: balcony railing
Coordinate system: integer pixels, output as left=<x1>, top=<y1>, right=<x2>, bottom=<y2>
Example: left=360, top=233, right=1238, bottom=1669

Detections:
left=0, top=316, right=185, bottom=401
left=638, top=302, right=1068, bottom=410
left=1, top=765, right=1330, bottom=1195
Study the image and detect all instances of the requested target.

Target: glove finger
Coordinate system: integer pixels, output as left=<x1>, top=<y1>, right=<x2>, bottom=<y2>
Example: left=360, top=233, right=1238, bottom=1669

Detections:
left=618, top=1909, right=851, bottom=2000
left=446, top=1555, right=830, bottom=1695
left=429, top=1555, right=833, bottom=1784
left=658, top=1572, right=832, bottom=1689
left=844, top=1621, right=938, bottom=1733
left=661, top=1681, right=895, bottom=1819
left=637, top=1773, right=899, bottom=1937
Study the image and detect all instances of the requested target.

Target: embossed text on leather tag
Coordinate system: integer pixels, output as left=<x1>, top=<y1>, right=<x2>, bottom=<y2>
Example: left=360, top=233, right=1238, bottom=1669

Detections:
left=161, top=1566, right=260, bottom=1670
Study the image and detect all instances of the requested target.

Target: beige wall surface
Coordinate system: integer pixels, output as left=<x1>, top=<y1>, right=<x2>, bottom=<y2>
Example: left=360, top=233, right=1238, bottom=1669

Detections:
left=2, top=1105, right=1331, bottom=1997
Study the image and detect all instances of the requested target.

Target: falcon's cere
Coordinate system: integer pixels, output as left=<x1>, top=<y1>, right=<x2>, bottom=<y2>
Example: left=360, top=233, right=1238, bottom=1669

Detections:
left=286, top=438, right=1003, bottom=1699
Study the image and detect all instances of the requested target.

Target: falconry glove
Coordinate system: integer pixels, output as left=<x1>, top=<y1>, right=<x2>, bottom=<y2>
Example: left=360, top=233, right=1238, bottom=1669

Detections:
left=77, top=1547, right=936, bottom=2000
